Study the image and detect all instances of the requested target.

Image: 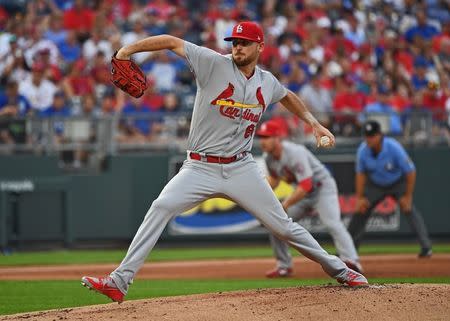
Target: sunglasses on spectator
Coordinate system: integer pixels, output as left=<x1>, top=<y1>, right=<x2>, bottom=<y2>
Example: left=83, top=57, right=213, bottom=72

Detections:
left=232, top=39, right=254, bottom=47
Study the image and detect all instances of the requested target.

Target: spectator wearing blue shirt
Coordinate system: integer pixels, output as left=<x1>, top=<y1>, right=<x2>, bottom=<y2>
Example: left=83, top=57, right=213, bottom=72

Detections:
left=44, top=13, right=68, bottom=47
left=411, top=57, right=432, bottom=90
left=40, top=91, right=72, bottom=136
left=0, top=80, right=31, bottom=116
left=405, top=11, right=440, bottom=43
left=344, top=14, right=366, bottom=47
left=119, top=97, right=162, bottom=143
left=359, top=86, right=402, bottom=135
left=57, top=30, right=81, bottom=63
left=0, top=80, right=31, bottom=145
left=348, top=120, right=432, bottom=258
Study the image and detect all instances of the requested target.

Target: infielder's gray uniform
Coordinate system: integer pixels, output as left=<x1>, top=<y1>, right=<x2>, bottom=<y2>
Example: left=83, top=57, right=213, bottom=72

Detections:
left=110, top=41, right=348, bottom=294
left=264, top=141, right=360, bottom=269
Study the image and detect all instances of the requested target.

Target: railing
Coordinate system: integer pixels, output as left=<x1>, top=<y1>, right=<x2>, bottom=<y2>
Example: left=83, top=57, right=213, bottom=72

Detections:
left=0, top=110, right=448, bottom=169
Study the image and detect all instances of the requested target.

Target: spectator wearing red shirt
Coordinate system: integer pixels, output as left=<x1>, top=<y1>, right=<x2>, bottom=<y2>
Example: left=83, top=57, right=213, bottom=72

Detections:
left=268, top=103, right=301, bottom=138
left=333, top=77, right=366, bottom=136
left=315, top=16, right=333, bottom=46
left=394, top=37, right=415, bottom=76
left=35, top=48, right=63, bottom=83
left=202, top=33, right=227, bottom=55
left=293, top=14, right=316, bottom=44
left=390, top=83, right=411, bottom=113
left=63, top=0, right=95, bottom=37
left=422, top=78, right=448, bottom=123
left=205, top=2, right=223, bottom=23
left=99, top=90, right=125, bottom=116
left=297, top=6, right=326, bottom=25
left=0, top=6, right=8, bottom=29
left=62, top=59, right=95, bottom=98
left=432, top=22, right=450, bottom=53
left=231, top=0, right=253, bottom=21
left=90, top=51, right=110, bottom=85
left=436, top=38, right=450, bottom=75
left=351, top=49, right=372, bottom=78
left=146, top=0, right=175, bottom=23
left=259, top=33, right=282, bottom=70
left=325, top=26, right=357, bottom=60
left=141, top=77, right=164, bottom=111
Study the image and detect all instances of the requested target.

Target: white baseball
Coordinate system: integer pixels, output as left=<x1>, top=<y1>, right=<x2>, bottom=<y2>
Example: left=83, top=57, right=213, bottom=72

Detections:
left=320, top=136, right=331, bottom=147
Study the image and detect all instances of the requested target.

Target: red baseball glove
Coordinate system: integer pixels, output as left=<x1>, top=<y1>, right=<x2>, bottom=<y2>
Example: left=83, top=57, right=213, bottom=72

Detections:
left=110, top=52, right=148, bottom=98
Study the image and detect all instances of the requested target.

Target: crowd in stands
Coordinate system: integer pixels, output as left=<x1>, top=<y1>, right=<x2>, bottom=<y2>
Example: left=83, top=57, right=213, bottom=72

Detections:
left=0, top=0, right=449, bottom=161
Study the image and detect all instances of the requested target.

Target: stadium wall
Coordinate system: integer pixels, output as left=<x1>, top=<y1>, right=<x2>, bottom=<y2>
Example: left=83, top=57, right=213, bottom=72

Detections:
left=0, top=147, right=449, bottom=249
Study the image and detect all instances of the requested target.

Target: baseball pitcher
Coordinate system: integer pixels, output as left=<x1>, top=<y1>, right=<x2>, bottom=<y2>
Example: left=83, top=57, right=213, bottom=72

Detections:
left=257, top=120, right=362, bottom=278
left=81, top=21, right=367, bottom=303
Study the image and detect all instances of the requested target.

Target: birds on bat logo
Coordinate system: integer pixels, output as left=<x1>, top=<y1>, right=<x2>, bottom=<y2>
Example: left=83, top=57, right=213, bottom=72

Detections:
left=210, top=83, right=266, bottom=122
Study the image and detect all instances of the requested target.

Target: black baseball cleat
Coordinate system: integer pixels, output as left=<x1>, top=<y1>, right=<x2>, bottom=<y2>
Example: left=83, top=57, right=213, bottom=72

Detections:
left=418, top=248, right=432, bottom=258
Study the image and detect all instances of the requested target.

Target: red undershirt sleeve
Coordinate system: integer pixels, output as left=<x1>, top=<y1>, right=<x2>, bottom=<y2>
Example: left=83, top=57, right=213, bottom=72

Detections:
left=297, top=177, right=313, bottom=193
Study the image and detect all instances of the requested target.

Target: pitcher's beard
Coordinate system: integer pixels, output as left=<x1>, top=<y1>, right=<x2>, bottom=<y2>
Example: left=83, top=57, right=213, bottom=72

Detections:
left=233, top=55, right=253, bottom=67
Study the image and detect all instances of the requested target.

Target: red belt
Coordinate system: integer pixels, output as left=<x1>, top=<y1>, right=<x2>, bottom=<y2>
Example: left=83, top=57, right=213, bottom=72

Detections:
left=189, top=152, right=247, bottom=164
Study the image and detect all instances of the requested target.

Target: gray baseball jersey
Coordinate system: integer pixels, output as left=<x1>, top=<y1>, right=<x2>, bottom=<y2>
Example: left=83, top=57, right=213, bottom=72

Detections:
left=264, top=141, right=330, bottom=196
left=109, top=41, right=351, bottom=294
left=184, top=41, right=287, bottom=156
left=264, top=141, right=359, bottom=268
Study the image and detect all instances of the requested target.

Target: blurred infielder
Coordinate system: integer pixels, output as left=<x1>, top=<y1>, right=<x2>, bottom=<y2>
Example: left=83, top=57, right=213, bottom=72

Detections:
left=81, top=21, right=367, bottom=303
left=257, top=120, right=362, bottom=278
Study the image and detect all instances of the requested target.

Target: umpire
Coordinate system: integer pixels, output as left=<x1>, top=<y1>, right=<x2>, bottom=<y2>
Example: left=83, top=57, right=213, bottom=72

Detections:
left=348, top=120, right=432, bottom=257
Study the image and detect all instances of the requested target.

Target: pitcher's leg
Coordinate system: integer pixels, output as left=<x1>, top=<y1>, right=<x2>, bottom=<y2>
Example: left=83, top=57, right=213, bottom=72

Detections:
left=404, top=205, right=432, bottom=250
left=111, top=163, right=217, bottom=294
left=316, top=192, right=359, bottom=263
left=269, top=233, right=292, bottom=269
left=224, top=164, right=346, bottom=278
left=268, top=200, right=308, bottom=270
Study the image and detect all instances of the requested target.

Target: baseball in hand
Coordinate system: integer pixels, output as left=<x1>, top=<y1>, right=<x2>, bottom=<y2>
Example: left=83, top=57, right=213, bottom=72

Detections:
left=319, top=136, right=332, bottom=147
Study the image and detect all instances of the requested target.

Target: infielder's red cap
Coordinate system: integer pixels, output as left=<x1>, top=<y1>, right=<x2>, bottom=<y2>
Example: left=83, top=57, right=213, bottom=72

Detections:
left=224, top=21, right=264, bottom=43
left=256, top=120, right=281, bottom=137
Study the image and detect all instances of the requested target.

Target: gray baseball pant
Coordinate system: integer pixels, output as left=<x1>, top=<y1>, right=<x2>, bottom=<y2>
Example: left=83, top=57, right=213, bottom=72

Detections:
left=110, top=154, right=347, bottom=294
left=269, top=177, right=359, bottom=269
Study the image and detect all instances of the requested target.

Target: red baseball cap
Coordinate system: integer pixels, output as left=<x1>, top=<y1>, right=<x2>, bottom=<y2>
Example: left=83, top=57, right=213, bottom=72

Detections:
left=224, top=21, right=264, bottom=43
left=256, top=120, right=281, bottom=137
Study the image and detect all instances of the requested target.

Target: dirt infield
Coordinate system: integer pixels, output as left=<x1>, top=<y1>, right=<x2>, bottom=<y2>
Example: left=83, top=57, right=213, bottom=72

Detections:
left=0, top=254, right=449, bottom=280
left=1, top=284, right=449, bottom=321
left=1, top=254, right=449, bottom=321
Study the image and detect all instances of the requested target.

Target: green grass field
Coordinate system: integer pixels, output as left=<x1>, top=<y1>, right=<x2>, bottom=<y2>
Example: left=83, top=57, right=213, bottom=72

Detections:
left=1, top=278, right=450, bottom=315
left=1, top=243, right=449, bottom=315
left=1, top=243, right=449, bottom=266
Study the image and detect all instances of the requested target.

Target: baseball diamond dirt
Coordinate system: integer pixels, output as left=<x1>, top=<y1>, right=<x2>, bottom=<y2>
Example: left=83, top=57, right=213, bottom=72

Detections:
left=1, top=284, right=449, bottom=321
left=1, top=254, right=449, bottom=321
left=0, top=254, right=449, bottom=280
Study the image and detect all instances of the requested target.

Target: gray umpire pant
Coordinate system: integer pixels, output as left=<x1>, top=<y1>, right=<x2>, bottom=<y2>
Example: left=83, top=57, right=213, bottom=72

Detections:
left=347, top=177, right=432, bottom=250
left=269, top=176, right=360, bottom=269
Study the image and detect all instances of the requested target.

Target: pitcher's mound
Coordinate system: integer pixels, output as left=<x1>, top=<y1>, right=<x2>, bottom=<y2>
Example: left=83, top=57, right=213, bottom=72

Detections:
left=2, top=284, right=449, bottom=321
